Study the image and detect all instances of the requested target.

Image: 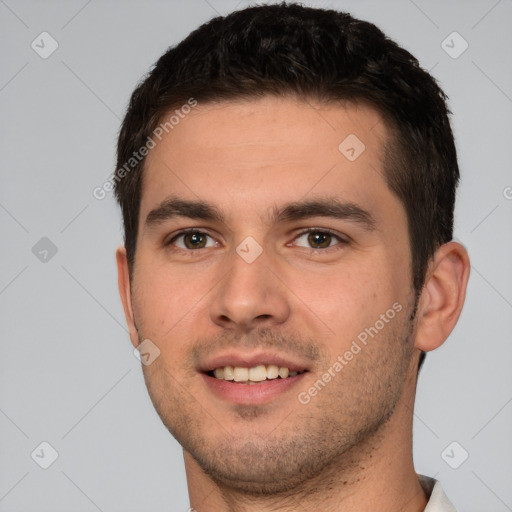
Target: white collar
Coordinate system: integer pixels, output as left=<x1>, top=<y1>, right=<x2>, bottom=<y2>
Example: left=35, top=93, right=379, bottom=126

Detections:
left=419, top=475, right=457, bottom=511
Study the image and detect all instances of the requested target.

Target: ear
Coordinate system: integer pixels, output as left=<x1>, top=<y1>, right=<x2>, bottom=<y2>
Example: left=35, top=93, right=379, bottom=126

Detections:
left=414, top=241, right=470, bottom=352
left=116, top=246, right=140, bottom=349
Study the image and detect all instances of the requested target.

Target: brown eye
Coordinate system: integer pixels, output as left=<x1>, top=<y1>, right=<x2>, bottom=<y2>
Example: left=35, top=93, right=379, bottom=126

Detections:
left=293, top=230, right=347, bottom=250
left=170, top=231, right=215, bottom=250
left=307, top=231, right=332, bottom=248
left=183, top=232, right=207, bottom=249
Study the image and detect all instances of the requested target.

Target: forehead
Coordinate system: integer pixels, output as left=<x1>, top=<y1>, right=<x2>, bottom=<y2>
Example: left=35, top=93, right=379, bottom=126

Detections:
left=140, top=96, right=394, bottom=222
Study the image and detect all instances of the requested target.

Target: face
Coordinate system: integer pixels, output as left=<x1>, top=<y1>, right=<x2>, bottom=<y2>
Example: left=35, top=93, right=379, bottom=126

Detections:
left=121, top=96, right=419, bottom=493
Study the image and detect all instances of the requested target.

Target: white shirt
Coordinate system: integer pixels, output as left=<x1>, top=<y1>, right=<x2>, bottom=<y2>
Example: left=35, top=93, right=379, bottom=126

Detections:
left=419, top=475, right=457, bottom=511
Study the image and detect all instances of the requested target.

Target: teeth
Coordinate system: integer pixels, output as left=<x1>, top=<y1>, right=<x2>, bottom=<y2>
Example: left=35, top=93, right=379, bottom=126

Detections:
left=211, top=364, right=303, bottom=382
left=248, top=365, right=267, bottom=382
left=223, top=366, right=234, bottom=381
left=233, top=367, right=249, bottom=382
left=266, top=364, right=279, bottom=379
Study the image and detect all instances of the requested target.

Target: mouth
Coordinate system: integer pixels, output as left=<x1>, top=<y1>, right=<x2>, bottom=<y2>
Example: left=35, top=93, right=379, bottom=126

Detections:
left=207, top=364, right=307, bottom=384
left=200, top=353, right=310, bottom=405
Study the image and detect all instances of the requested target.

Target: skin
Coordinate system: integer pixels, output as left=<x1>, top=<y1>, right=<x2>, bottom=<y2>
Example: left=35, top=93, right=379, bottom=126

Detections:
left=116, top=96, right=470, bottom=512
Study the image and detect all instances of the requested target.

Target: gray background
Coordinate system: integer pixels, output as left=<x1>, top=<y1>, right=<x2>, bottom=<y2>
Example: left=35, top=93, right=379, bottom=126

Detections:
left=1, top=0, right=511, bottom=510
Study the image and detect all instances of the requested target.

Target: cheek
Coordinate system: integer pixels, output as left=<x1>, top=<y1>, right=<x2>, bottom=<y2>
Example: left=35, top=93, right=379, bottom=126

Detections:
left=289, top=258, right=399, bottom=351
left=132, top=254, right=211, bottom=341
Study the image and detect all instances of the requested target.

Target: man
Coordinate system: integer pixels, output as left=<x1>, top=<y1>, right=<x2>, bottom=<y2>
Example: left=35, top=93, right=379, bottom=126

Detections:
left=114, top=3, right=470, bottom=511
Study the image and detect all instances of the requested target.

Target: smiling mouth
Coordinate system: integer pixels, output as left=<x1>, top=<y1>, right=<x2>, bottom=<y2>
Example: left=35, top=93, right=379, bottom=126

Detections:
left=207, top=365, right=307, bottom=384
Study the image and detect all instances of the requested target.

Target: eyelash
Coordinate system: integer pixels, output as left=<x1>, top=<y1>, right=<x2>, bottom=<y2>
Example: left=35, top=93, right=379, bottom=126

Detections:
left=166, top=228, right=218, bottom=250
left=166, top=228, right=349, bottom=252
left=292, top=228, right=349, bottom=251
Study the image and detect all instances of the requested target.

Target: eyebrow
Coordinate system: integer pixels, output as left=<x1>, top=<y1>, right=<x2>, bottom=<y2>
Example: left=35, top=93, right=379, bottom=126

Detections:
left=145, top=197, right=224, bottom=227
left=144, top=196, right=376, bottom=231
left=273, top=199, right=376, bottom=231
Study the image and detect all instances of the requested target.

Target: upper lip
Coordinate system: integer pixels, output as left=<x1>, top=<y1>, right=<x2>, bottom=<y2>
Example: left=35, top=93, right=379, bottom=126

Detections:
left=199, top=351, right=310, bottom=373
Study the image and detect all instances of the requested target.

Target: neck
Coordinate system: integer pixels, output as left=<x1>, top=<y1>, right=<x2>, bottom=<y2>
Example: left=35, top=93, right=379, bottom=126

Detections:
left=185, top=370, right=427, bottom=512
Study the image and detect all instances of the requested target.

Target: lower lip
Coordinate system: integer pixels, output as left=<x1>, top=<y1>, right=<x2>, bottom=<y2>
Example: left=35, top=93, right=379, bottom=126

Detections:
left=202, top=373, right=307, bottom=405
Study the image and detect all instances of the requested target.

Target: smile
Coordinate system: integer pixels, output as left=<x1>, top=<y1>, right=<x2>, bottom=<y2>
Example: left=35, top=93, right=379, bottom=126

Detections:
left=209, top=364, right=306, bottom=383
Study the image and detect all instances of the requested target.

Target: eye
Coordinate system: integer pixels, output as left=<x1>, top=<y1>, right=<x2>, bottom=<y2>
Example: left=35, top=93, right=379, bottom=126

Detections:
left=294, top=230, right=346, bottom=249
left=169, top=230, right=217, bottom=250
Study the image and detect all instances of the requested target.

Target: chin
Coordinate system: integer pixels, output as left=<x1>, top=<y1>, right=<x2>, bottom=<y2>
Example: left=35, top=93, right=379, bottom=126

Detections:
left=183, top=433, right=346, bottom=497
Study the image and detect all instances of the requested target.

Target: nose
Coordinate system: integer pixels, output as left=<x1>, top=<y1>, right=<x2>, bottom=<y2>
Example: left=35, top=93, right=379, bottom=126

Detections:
left=209, top=247, right=291, bottom=332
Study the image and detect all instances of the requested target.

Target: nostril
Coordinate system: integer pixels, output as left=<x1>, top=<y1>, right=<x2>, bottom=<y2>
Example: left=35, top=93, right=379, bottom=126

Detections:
left=255, top=314, right=272, bottom=321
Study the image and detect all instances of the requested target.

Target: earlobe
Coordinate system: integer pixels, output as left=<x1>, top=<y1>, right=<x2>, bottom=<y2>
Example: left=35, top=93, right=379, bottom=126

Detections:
left=116, top=246, right=140, bottom=349
left=414, top=242, right=470, bottom=353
